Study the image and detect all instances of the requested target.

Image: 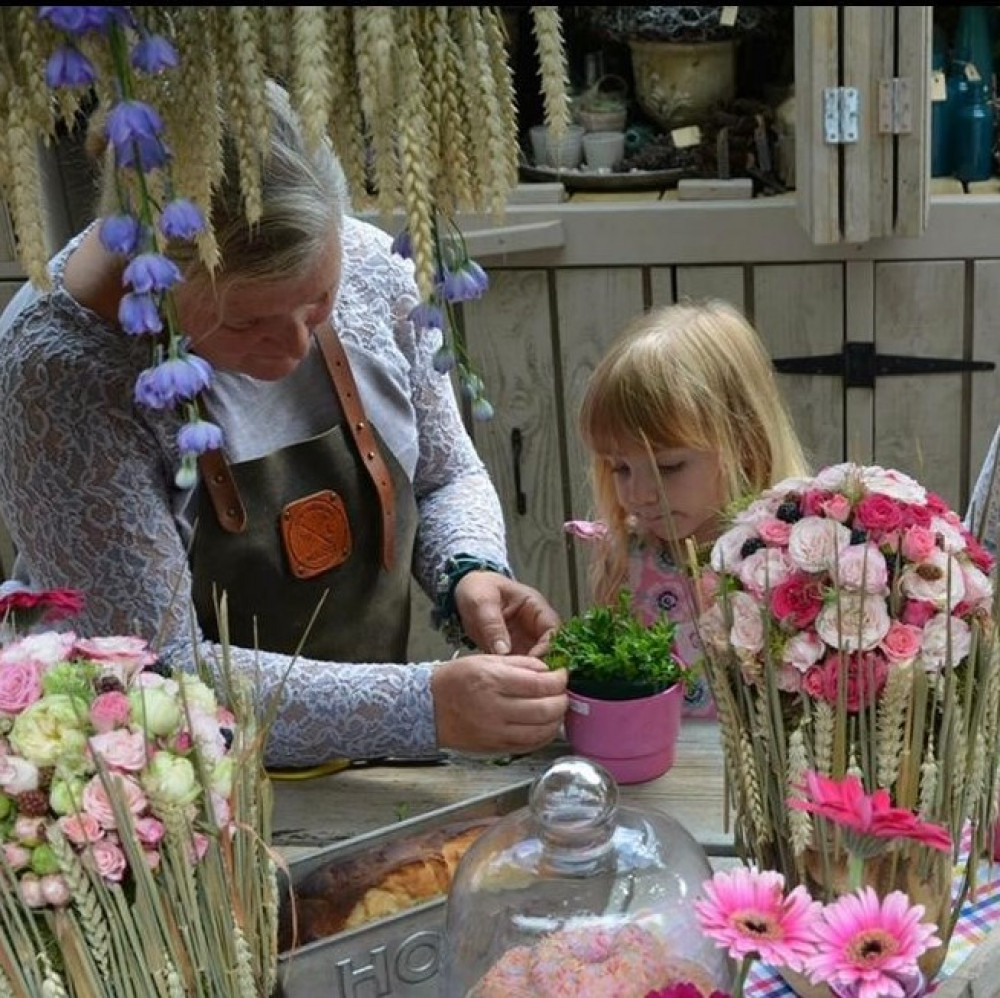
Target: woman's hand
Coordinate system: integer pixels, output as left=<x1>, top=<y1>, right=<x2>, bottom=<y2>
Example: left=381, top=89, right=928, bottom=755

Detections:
left=454, top=571, right=561, bottom=656
left=430, top=655, right=568, bottom=754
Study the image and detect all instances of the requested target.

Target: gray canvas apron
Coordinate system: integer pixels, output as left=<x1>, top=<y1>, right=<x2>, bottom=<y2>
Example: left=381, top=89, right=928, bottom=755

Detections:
left=189, top=323, right=418, bottom=662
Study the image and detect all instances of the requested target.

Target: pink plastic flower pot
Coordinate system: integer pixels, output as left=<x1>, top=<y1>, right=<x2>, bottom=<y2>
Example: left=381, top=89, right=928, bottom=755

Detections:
left=564, top=682, right=682, bottom=785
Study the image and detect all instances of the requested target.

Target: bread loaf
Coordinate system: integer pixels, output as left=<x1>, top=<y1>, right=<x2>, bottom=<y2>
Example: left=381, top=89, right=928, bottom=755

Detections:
left=279, top=817, right=495, bottom=950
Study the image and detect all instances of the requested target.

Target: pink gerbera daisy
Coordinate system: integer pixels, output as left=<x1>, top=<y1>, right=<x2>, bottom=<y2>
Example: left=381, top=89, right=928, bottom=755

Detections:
left=694, top=866, right=822, bottom=972
left=803, top=888, right=941, bottom=998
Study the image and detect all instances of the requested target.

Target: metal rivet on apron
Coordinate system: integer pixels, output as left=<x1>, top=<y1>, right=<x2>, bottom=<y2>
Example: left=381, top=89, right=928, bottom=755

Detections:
left=226, top=507, right=238, bottom=519
left=213, top=473, right=224, bottom=485
left=356, top=421, right=365, bottom=431
left=367, top=451, right=375, bottom=460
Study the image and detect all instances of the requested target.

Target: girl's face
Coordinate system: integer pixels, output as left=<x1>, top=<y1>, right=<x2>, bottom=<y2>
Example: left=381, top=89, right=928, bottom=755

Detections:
left=178, top=233, right=341, bottom=381
left=605, top=443, right=726, bottom=545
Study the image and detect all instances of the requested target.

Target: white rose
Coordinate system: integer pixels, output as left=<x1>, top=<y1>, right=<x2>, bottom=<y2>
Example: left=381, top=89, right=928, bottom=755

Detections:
left=835, top=543, right=889, bottom=593
left=710, top=524, right=758, bottom=575
left=860, top=465, right=927, bottom=503
left=899, top=550, right=966, bottom=610
left=738, top=547, right=793, bottom=598
left=919, top=613, right=972, bottom=674
left=0, top=755, right=39, bottom=795
left=961, top=563, right=994, bottom=612
left=782, top=631, right=826, bottom=673
left=815, top=591, right=891, bottom=652
left=812, top=463, right=858, bottom=492
left=729, top=591, right=765, bottom=656
left=931, top=516, right=967, bottom=555
left=732, top=495, right=783, bottom=528
left=788, top=516, right=852, bottom=574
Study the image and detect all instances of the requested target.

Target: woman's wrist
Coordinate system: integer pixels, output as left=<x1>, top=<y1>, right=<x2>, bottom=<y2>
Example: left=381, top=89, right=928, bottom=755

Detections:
left=433, top=553, right=511, bottom=646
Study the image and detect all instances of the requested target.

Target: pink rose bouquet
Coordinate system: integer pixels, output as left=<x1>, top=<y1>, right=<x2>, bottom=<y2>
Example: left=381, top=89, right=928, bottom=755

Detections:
left=0, top=626, right=277, bottom=995
left=696, top=463, right=999, bottom=984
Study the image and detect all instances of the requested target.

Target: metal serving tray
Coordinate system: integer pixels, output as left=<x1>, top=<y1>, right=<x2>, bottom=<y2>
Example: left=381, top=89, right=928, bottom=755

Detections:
left=275, top=780, right=532, bottom=998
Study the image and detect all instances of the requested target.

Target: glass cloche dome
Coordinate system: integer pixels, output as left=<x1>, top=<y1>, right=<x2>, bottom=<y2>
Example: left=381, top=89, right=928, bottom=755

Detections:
left=442, top=756, right=734, bottom=998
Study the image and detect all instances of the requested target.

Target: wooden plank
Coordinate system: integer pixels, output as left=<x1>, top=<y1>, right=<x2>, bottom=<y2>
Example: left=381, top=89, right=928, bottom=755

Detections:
left=676, top=178, right=753, bottom=201
left=555, top=267, right=645, bottom=610
left=649, top=267, right=674, bottom=308
left=753, top=263, right=845, bottom=472
left=677, top=266, right=745, bottom=312
left=794, top=6, right=841, bottom=245
left=894, top=5, right=932, bottom=238
left=873, top=260, right=965, bottom=509
left=462, top=270, right=575, bottom=620
left=842, top=5, right=880, bottom=242
left=968, top=260, right=1000, bottom=519
left=844, top=260, right=875, bottom=465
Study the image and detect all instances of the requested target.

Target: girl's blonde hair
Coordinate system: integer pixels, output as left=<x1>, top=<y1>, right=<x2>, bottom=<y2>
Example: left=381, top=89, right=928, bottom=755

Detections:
left=579, top=298, right=810, bottom=604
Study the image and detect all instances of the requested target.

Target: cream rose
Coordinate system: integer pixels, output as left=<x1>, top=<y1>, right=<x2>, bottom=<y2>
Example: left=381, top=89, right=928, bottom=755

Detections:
left=788, top=516, right=852, bottom=574
left=815, top=591, right=891, bottom=652
left=919, top=613, right=972, bottom=674
left=9, top=695, right=89, bottom=768
left=899, top=550, right=966, bottom=610
left=835, top=543, right=889, bottom=594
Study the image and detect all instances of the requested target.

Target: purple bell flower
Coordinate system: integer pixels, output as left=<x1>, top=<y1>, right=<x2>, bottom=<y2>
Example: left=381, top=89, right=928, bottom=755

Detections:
left=38, top=6, right=125, bottom=36
left=131, top=34, right=179, bottom=74
left=441, top=259, right=489, bottom=303
left=115, top=133, right=170, bottom=172
left=432, top=345, right=456, bottom=375
left=177, top=419, right=223, bottom=457
left=123, top=252, right=181, bottom=294
left=45, top=45, right=96, bottom=88
left=159, top=199, right=205, bottom=241
left=99, top=214, right=142, bottom=256
left=408, top=302, right=443, bottom=332
left=134, top=353, right=213, bottom=410
left=118, top=292, right=163, bottom=336
left=106, top=99, right=164, bottom=148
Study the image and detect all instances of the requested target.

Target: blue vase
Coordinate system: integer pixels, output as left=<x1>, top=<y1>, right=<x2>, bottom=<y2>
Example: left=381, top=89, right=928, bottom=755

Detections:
left=953, top=6, right=995, bottom=90
left=931, top=25, right=951, bottom=176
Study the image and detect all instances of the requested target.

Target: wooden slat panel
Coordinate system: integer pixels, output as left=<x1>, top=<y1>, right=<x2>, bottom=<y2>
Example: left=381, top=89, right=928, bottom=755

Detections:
left=556, top=268, right=645, bottom=609
left=649, top=267, right=674, bottom=308
left=894, top=6, right=932, bottom=238
left=0, top=281, right=24, bottom=312
left=842, top=5, right=881, bottom=242
left=677, top=266, right=745, bottom=312
left=873, top=260, right=965, bottom=508
left=794, top=7, right=841, bottom=245
left=844, top=261, right=876, bottom=464
left=753, top=264, right=845, bottom=472
left=968, top=260, right=1000, bottom=520
left=462, top=270, right=574, bottom=619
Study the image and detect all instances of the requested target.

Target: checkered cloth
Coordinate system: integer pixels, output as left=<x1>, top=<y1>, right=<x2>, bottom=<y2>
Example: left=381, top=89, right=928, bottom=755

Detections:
left=744, top=841, right=1000, bottom=998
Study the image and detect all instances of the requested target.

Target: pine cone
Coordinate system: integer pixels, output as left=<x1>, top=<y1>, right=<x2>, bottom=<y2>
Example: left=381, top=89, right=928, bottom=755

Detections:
left=15, top=790, right=50, bottom=818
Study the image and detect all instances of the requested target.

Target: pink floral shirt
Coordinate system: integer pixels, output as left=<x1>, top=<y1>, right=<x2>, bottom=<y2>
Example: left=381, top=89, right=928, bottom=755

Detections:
left=565, top=522, right=716, bottom=719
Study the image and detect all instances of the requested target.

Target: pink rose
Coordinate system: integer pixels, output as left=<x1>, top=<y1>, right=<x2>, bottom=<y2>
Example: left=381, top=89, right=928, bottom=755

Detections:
left=0, top=755, right=40, bottom=795
left=134, top=816, right=165, bottom=846
left=738, top=547, right=793, bottom=598
left=40, top=874, right=71, bottom=906
left=757, top=518, right=792, bottom=547
left=58, top=812, right=104, bottom=845
left=782, top=630, right=826, bottom=672
left=901, top=526, right=938, bottom=563
left=920, top=613, right=971, bottom=674
left=902, top=599, right=936, bottom=627
left=819, top=651, right=888, bottom=712
left=88, top=729, right=148, bottom=772
left=728, top=591, right=765, bottom=655
left=801, top=489, right=835, bottom=517
left=89, top=691, right=132, bottom=732
left=775, top=664, right=802, bottom=693
left=880, top=621, right=923, bottom=663
left=821, top=494, right=853, bottom=523
left=770, top=574, right=824, bottom=629
left=0, top=662, right=43, bottom=715
left=81, top=773, right=147, bottom=829
left=815, top=591, right=891, bottom=652
left=73, top=636, right=157, bottom=681
left=853, top=494, right=903, bottom=535
left=900, top=502, right=933, bottom=529
left=88, top=838, right=127, bottom=882
left=4, top=844, right=31, bottom=870
left=802, top=665, right=826, bottom=699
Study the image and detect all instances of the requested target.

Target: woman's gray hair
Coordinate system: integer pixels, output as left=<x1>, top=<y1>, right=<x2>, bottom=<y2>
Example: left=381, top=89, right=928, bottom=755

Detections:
left=99, top=79, right=349, bottom=285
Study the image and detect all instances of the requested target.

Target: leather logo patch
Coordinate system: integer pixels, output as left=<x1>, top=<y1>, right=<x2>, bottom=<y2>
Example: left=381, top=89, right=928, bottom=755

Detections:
left=280, top=490, right=352, bottom=580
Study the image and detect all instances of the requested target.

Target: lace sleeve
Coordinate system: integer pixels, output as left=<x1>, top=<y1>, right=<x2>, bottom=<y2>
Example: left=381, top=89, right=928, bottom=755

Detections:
left=967, top=423, right=1000, bottom=552
left=0, top=304, right=439, bottom=767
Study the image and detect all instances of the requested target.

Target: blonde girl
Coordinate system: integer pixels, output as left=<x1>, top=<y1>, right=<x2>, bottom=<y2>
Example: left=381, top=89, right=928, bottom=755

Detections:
left=567, top=298, right=809, bottom=716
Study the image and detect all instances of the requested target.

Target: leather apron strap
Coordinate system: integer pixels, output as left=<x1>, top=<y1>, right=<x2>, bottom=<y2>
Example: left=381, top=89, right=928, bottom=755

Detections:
left=196, top=322, right=396, bottom=570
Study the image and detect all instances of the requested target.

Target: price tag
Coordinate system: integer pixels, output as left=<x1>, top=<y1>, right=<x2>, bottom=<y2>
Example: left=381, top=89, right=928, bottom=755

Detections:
left=671, top=125, right=702, bottom=149
left=931, top=70, right=947, bottom=102
left=720, top=6, right=739, bottom=28
left=965, top=62, right=982, bottom=82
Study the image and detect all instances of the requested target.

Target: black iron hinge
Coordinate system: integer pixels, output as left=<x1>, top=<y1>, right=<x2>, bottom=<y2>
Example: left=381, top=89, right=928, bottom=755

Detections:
left=773, top=341, right=995, bottom=389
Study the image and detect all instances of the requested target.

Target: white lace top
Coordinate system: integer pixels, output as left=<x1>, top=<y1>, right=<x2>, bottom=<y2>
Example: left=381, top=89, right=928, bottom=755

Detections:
left=0, top=215, right=509, bottom=767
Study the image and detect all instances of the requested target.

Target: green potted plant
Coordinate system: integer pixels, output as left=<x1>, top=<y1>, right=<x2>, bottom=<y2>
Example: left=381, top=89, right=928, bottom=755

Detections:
left=546, top=589, right=690, bottom=784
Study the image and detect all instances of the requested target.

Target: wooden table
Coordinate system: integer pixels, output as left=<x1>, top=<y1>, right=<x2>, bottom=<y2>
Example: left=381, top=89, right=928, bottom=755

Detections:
left=271, top=718, right=733, bottom=862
